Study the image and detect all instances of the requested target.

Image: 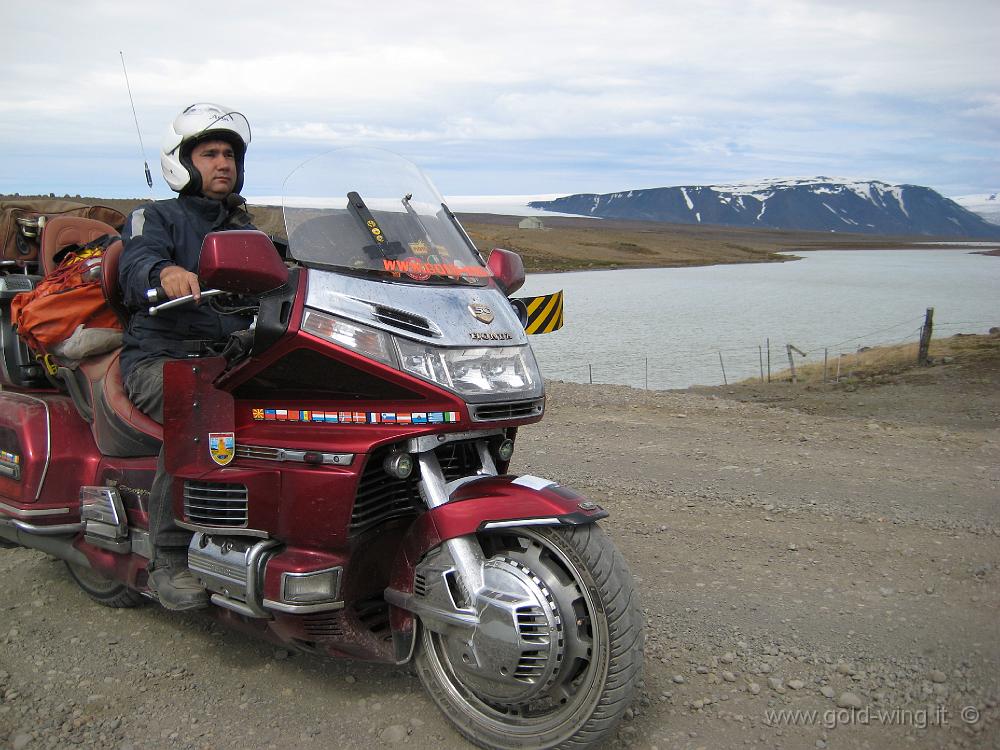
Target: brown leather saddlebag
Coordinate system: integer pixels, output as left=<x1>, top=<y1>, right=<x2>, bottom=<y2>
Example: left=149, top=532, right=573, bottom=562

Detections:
left=0, top=200, right=126, bottom=264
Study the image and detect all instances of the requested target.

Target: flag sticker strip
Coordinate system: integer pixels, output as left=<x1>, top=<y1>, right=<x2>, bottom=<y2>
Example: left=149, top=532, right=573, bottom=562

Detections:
left=0, top=450, right=20, bottom=465
left=252, top=409, right=460, bottom=425
left=518, top=290, right=564, bottom=335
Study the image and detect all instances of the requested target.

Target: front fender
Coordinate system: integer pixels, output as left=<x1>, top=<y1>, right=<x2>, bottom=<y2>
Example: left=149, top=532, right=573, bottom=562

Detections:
left=395, top=474, right=606, bottom=584
left=386, top=474, right=606, bottom=660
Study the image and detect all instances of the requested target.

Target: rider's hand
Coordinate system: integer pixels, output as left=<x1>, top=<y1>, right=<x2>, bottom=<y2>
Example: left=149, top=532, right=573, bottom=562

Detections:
left=158, top=265, right=202, bottom=302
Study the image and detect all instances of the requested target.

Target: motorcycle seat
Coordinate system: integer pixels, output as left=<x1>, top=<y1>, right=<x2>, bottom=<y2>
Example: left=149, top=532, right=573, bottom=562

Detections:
left=61, top=225, right=160, bottom=456
left=40, top=216, right=118, bottom=275
left=99, top=238, right=129, bottom=326
left=80, top=349, right=162, bottom=457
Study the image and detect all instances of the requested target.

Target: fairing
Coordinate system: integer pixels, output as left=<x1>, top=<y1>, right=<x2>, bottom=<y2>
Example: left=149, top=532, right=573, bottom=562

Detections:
left=282, top=148, right=543, bottom=404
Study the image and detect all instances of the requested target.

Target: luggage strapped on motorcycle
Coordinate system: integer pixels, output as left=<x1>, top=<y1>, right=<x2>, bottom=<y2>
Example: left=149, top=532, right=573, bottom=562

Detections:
left=10, top=234, right=124, bottom=374
left=0, top=199, right=125, bottom=264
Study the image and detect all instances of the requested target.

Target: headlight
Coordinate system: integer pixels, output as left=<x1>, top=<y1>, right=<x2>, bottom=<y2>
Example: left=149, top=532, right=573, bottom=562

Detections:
left=396, top=338, right=540, bottom=397
left=301, top=308, right=542, bottom=399
left=302, top=310, right=397, bottom=367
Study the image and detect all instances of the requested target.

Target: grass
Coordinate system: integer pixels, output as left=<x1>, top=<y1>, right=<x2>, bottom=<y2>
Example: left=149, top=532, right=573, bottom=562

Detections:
left=460, top=219, right=792, bottom=272
left=753, top=333, right=1000, bottom=385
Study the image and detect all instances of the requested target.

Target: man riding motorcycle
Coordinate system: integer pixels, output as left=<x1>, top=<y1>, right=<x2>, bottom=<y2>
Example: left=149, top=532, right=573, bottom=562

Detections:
left=1, top=135, right=644, bottom=749
left=118, top=102, right=258, bottom=610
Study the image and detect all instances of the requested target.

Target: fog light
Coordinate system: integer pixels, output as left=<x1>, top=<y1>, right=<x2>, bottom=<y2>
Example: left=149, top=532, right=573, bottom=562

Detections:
left=497, top=439, right=515, bottom=462
left=281, top=567, right=342, bottom=604
left=383, top=451, right=414, bottom=479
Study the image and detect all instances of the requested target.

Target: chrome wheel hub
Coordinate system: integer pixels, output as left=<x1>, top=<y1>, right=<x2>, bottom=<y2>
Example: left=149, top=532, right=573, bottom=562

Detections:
left=441, top=556, right=564, bottom=704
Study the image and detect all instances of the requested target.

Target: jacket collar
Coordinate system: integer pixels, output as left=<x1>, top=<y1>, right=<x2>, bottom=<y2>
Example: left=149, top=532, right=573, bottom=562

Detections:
left=179, top=193, right=251, bottom=228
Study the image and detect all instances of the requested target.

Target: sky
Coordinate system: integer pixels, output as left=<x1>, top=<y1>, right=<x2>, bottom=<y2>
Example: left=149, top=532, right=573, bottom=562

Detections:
left=1, top=0, right=997, bottom=203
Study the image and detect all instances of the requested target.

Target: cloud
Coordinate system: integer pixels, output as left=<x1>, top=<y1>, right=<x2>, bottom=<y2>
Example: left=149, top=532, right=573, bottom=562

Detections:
left=1, top=0, right=998, bottom=197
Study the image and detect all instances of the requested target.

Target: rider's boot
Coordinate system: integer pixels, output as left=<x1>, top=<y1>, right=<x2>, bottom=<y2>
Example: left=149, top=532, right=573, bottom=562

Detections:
left=145, top=451, right=209, bottom=611
left=148, top=557, right=208, bottom=611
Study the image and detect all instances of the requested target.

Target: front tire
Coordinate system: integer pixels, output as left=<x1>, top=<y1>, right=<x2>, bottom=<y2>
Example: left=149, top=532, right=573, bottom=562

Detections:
left=414, top=524, right=643, bottom=750
left=65, top=561, right=145, bottom=608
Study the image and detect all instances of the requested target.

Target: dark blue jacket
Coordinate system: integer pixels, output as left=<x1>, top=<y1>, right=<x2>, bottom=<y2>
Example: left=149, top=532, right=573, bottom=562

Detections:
left=118, top=194, right=255, bottom=381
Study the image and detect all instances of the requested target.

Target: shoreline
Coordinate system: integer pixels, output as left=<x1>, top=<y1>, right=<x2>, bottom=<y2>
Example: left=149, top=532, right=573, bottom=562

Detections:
left=541, top=331, right=999, bottom=393
left=500, top=244, right=999, bottom=275
left=460, top=213, right=1000, bottom=273
left=516, top=245, right=1000, bottom=275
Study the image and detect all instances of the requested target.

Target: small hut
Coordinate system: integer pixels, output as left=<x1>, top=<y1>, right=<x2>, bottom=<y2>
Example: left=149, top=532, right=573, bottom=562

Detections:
left=518, top=216, right=545, bottom=230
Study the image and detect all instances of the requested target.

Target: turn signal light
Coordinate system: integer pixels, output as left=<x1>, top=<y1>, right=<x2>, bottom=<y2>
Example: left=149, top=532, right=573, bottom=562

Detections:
left=282, top=567, right=343, bottom=604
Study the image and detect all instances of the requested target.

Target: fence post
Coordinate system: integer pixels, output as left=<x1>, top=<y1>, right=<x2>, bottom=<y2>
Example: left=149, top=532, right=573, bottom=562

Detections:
left=758, top=345, right=764, bottom=383
left=588, top=363, right=593, bottom=384
left=786, top=344, right=806, bottom=384
left=645, top=357, right=648, bottom=390
left=766, top=338, right=771, bottom=383
left=918, top=307, right=934, bottom=365
left=719, top=352, right=727, bottom=385
left=823, top=348, right=828, bottom=383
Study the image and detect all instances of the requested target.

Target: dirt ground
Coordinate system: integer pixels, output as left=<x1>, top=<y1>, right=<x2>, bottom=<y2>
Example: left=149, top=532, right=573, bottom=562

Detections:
left=1, top=349, right=997, bottom=750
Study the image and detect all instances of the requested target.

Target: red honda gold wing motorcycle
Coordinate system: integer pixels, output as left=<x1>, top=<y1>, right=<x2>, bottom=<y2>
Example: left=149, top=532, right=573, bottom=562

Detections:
left=0, top=148, right=642, bottom=749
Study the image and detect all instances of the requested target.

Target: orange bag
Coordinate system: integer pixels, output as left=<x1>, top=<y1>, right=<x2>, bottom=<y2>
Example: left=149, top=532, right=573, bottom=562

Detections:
left=10, top=236, right=122, bottom=357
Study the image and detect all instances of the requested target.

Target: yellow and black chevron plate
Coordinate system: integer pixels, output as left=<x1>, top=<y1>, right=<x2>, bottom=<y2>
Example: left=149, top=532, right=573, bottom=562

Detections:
left=516, top=290, right=564, bottom=335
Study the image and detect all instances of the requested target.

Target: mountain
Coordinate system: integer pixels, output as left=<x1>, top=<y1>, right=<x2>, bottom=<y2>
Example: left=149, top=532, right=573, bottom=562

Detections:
left=953, top=193, right=1000, bottom=226
left=529, top=178, right=1000, bottom=238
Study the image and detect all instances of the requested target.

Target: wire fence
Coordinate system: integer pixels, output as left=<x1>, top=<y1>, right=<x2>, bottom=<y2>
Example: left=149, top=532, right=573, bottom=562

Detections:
left=536, top=314, right=997, bottom=390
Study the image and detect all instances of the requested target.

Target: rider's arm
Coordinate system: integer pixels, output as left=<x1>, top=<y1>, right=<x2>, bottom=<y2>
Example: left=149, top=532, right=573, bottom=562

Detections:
left=119, top=205, right=199, bottom=307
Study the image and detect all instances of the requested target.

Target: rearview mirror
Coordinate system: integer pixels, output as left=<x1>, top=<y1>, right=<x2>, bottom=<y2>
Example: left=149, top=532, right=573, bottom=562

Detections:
left=199, top=231, right=289, bottom=294
left=487, top=247, right=525, bottom=295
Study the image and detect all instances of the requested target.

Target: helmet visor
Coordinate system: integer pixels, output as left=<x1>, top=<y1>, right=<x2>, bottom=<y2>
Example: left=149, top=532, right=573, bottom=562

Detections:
left=170, top=103, right=251, bottom=152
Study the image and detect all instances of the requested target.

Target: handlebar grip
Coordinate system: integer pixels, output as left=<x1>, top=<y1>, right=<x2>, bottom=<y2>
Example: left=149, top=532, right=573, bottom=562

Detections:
left=146, top=286, right=168, bottom=304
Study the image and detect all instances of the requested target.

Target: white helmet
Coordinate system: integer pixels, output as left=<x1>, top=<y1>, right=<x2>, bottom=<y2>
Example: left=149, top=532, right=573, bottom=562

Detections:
left=160, top=103, right=251, bottom=195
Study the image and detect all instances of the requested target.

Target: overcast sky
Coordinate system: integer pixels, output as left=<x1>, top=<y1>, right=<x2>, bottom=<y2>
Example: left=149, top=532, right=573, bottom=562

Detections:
left=1, top=0, right=996, bottom=202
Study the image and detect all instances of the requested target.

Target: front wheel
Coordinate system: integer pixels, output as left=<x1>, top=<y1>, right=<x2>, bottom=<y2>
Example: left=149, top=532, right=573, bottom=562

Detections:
left=414, top=524, right=643, bottom=750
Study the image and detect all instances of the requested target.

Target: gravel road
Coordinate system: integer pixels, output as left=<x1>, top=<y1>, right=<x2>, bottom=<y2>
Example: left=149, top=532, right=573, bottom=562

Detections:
left=2, top=354, right=997, bottom=750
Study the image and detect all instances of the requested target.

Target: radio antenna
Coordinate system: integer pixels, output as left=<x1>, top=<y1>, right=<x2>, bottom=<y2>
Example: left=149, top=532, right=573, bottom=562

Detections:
left=119, top=51, right=154, bottom=192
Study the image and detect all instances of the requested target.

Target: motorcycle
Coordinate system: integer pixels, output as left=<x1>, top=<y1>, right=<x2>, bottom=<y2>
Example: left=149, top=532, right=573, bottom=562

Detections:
left=0, top=148, right=643, bottom=749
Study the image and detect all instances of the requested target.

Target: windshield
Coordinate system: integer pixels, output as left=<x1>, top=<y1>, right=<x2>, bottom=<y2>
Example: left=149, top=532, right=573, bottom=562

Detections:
left=282, top=148, right=489, bottom=286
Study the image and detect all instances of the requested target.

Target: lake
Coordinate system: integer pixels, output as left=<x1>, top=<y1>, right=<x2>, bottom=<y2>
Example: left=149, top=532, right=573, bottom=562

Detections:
left=518, top=249, right=1000, bottom=390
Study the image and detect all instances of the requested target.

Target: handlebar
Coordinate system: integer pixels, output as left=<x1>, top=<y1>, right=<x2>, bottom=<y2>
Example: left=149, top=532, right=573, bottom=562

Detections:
left=146, top=287, right=228, bottom=316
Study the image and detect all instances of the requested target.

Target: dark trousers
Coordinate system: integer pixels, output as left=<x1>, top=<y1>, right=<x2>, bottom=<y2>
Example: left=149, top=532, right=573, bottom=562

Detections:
left=124, top=357, right=190, bottom=565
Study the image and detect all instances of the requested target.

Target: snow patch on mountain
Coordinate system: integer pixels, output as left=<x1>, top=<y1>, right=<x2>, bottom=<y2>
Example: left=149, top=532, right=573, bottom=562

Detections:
left=888, top=186, right=908, bottom=217
left=706, top=176, right=908, bottom=210
left=681, top=187, right=693, bottom=210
